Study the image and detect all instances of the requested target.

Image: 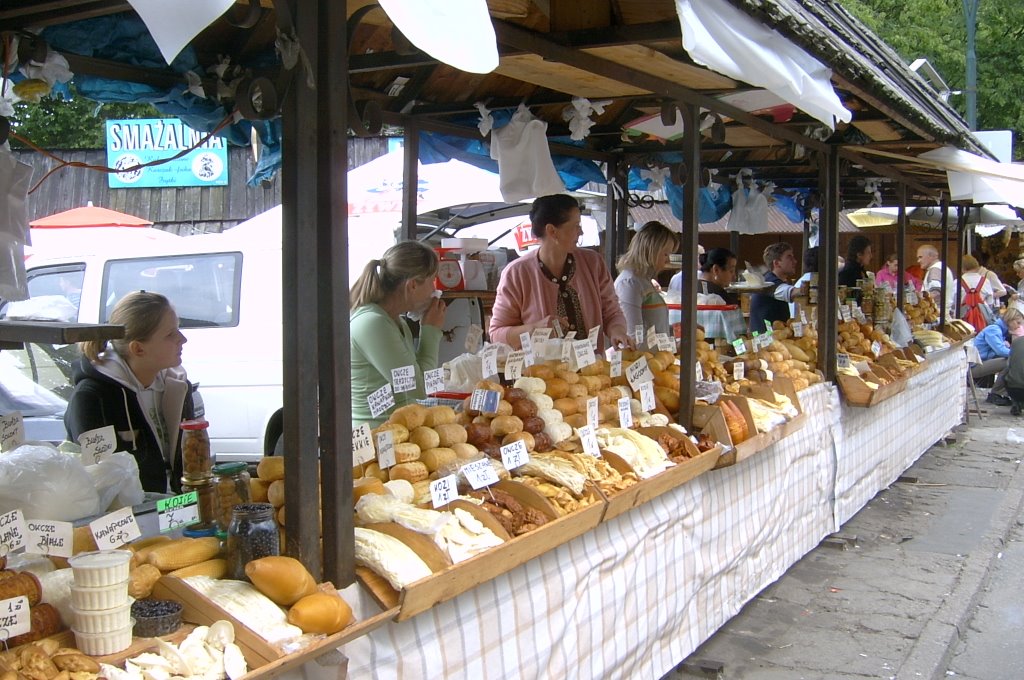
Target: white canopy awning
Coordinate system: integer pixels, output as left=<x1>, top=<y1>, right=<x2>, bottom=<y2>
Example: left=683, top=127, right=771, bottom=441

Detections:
left=917, top=146, right=1024, bottom=209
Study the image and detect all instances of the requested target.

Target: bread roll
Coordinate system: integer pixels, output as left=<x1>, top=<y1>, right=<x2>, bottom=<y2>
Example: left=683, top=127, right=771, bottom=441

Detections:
left=554, top=369, right=580, bottom=384
left=250, top=477, right=270, bottom=503
left=523, top=364, right=555, bottom=380
left=389, top=404, right=427, bottom=430
left=553, top=398, right=578, bottom=417
left=423, top=405, right=457, bottom=427
left=566, top=383, right=588, bottom=398
left=408, top=426, right=440, bottom=451
left=256, top=456, right=285, bottom=482
left=435, top=423, right=468, bottom=447
left=268, top=480, right=286, bottom=508
left=502, top=431, right=535, bottom=451
left=450, top=442, right=480, bottom=460
left=245, top=556, right=317, bottom=606
left=563, top=413, right=587, bottom=429
left=511, top=399, right=538, bottom=420
left=288, top=592, right=353, bottom=634
left=545, top=377, right=570, bottom=399
left=490, top=415, right=523, bottom=436
left=496, top=400, right=513, bottom=416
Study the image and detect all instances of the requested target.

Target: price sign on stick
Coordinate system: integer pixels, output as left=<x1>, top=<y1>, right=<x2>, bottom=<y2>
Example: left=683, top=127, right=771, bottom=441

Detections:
left=90, top=507, right=141, bottom=550
left=352, top=424, right=375, bottom=466
left=617, top=397, right=634, bottom=428
left=500, top=440, right=530, bottom=470
left=657, top=334, right=675, bottom=352
left=871, top=340, right=883, bottom=357
left=646, top=326, right=658, bottom=350
left=0, top=510, right=27, bottom=552
left=733, top=362, right=745, bottom=381
left=639, top=381, right=656, bottom=412
left=731, top=338, right=747, bottom=356
left=0, top=413, right=24, bottom=453
left=390, top=365, right=416, bottom=393
left=572, top=339, right=596, bottom=370
left=792, top=322, right=804, bottom=338
left=586, top=397, right=599, bottom=429
left=625, top=356, right=654, bottom=390
left=424, top=368, right=445, bottom=395
left=531, top=327, right=553, bottom=345
left=606, top=348, right=623, bottom=378
left=577, top=425, right=600, bottom=457
left=79, top=425, right=116, bottom=465
left=25, top=520, right=72, bottom=558
left=375, top=430, right=396, bottom=468
left=520, top=332, right=534, bottom=355
left=367, top=384, right=395, bottom=419
left=837, top=353, right=851, bottom=369
left=470, top=389, right=502, bottom=414
left=430, top=475, right=458, bottom=508
left=461, top=459, right=500, bottom=490
left=634, top=325, right=644, bottom=345
left=588, top=325, right=601, bottom=350
left=481, top=345, right=499, bottom=378
left=504, top=350, right=526, bottom=381
left=0, top=596, right=30, bottom=641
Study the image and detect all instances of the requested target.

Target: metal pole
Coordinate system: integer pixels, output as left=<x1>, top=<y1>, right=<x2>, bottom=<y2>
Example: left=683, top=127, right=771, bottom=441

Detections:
left=896, top=185, right=907, bottom=312
left=401, top=126, right=419, bottom=242
left=955, top=205, right=966, bottom=316
left=604, top=159, right=619, bottom=273
left=818, top=147, right=838, bottom=381
left=939, top=197, right=950, bottom=327
left=677, top=103, right=700, bottom=430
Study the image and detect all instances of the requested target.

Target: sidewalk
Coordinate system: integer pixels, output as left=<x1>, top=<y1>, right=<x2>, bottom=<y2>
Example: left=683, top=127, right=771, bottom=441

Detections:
left=665, top=393, right=1024, bottom=680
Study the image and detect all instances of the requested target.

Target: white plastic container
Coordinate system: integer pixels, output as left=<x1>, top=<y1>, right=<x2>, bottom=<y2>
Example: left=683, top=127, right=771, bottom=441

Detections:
left=68, top=550, right=132, bottom=587
left=71, top=599, right=133, bottom=633
left=70, top=581, right=130, bottom=610
left=73, top=622, right=134, bottom=655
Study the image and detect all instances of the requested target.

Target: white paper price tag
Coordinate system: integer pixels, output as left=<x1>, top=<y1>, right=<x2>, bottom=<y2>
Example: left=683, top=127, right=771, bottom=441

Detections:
left=531, top=327, right=553, bottom=345
left=695, top=361, right=704, bottom=382
left=617, top=397, right=634, bottom=428
left=792, top=322, right=804, bottom=338
left=837, top=353, right=851, bottom=369
left=375, top=430, right=396, bottom=469
left=638, top=381, right=656, bottom=412
left=871, top=340, right=882, bottom=357
left=390, top=365, right=417, bottom=394
left=906, top=288, right=919, bottom=305
left=424, top=367, right=445, bottom=395
left=0, top=510, right=27, bottom=553
left=465, top=324, right=484, bottom=353
left=157, top=492, right=200, bottom=533
left=79, top=425, right=117, bottom=465
left=626, top=356, right=655, bottom=390
left=524, top=350, right=535, bottom=368
left=563, top=330, right=577, bottom=342
left=430, top=474, right=458, bottom=508
left=607, top=348, right=623, bottom=378
left=586, top=397, right=599, bottom=429
left=634, top=325, right=644, bottom=345
left=588, top=325, right=601, bottom=350
left=500, top=440, right=530, bottom=470
left=646, top=325, right=658, bottom=349
left=0, top=596, right=30, bottom=641
left=367, top=383, right=395, bottom=419
left=504, top=350, right=526, bottom=381
left=461, top=458, right=500, bottom=490
left=470, top=389, right=502, bottom=414
left=89, top=507, right=141, bottom=550
left=572, top=339, right=596, bottom=370
left=751, top=332, right=762, bottom=351
left=561, top=339, right=573, bottom=363
left=519, top=332, right=533, bottom=355
left=352, top=424, right=375, bottom=466
left=0, top=414, right=24, bottom=453
left=577, top=424, right=600, bottom=457
left=840, top=305, right=852, bottom=322
left=733, top=361, right=745, bottom=381
left=25, top=520, right=73, bottom=558
left=800, top=310, right=808, bottom=324
left=481, top=345, right=499, bottom=378
left=853, top=307, right=867, bottom=324
left=657, top=334, right=675, bottom=352
left=764, top=369, right=774, bottom=381
left=731, top=338, right=747, bottom=356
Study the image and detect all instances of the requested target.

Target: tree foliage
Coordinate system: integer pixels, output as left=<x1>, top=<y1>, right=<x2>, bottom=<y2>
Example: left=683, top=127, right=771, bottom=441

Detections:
left=845, top=0, right=1024, bottom=157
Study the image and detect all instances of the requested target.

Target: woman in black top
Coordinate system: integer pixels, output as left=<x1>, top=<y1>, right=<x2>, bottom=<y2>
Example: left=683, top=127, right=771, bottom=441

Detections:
left=697, top=248, right=740, bottom=306
left=838, top=235, right=873, bottom=289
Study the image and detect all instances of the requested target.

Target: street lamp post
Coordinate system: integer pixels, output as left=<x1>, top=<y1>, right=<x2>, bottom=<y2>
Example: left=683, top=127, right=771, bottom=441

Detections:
left=962, top=0, right=979, bottom=130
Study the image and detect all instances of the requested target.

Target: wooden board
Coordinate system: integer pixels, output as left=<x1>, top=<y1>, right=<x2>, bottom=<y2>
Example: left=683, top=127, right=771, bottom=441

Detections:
left=492, top=479, right=560, bottom=521
left=0, top=320, right=125, bottom=344
left=584, top=44, right=737, bottom=90
left=601, top=442, right=720, bottom=521
left=496, top=54, right=649, bottom=98
left=355, top=566, right=400, bottom=611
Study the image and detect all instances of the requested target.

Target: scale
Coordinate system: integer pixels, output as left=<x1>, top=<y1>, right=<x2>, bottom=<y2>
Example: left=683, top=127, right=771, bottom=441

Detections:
left=435, top=238, right=488, bottom=291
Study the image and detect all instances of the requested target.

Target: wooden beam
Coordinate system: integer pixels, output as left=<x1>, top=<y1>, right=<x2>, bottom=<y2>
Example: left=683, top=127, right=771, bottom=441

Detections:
left=818, top=146, right=839, bottom=381
left=676, top=103, right=700, bottom=430
left=0, top=0, right=129, bottom=29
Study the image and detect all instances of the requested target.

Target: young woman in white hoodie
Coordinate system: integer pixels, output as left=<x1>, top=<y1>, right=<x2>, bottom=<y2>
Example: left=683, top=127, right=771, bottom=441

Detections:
left=64, top=291, right=196, bottom=492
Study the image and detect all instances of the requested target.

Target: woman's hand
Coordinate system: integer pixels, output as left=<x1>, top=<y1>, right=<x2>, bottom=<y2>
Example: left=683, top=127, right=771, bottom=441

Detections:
left=422, top=298, right=447, bottom=328
left=608, top=329, right=635, bottom=350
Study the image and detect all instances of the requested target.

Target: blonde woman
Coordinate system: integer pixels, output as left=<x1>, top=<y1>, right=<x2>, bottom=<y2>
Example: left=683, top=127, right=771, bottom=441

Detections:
left=614, top=221, right=679, bottom=335
left=350, top=240, right=446, bottom=427
left=65, top=291, right=195, bottom=492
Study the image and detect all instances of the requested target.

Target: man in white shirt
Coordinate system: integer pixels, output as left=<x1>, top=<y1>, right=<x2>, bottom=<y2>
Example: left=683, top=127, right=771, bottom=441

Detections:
left=916, top=244, right=957, bottom=318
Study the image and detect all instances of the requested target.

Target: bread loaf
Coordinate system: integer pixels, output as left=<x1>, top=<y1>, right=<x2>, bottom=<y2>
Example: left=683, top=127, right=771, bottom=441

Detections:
left=423, top=405, right=457, bottom=427
left=8, top=603, right=62, bottom=646
left=0, top=571, right=41, bottom=605
left=434, top=423, right=467, bottom=448
left=408, top=426, right=440, bottom=451
left=287, top=592, right=353, bottom=634
left=353, top=477, right=385, bottom=504
left=268, top=480, right=286, bottom=508
left=256, top=456, right=285, bottom=482
left=127, top=563, right=162, bottom=599
left=245, top=556, right=317, bottom=606
left=389, top=404, right=427, bottom=429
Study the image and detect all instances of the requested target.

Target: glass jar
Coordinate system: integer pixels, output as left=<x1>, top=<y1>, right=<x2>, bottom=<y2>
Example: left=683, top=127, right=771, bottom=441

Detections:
left=181, top=420, right=212, bottom=479
left=213, top=462, right=251, bottom=530
left=181, top=476, right=219, bottom=531
left=226, top=503, right=279, bottom=580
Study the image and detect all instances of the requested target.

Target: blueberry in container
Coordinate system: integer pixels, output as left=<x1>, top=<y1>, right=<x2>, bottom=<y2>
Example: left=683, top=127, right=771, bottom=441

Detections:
left=131, top=599, right=183, bottom=637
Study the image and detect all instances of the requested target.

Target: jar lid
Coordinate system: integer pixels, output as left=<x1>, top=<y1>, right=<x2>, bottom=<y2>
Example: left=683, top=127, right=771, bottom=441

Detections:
left=182, top=526, right=219, bottom=538
left=213, top=462, right=248, bottom=475
left=181, top=419, right=210, bottom=431
left=181, top=476, right=215, bottom=487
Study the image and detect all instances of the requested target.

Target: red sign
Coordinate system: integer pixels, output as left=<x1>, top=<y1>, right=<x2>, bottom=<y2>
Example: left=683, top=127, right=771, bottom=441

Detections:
left=514, top=222, right=539, bottom=251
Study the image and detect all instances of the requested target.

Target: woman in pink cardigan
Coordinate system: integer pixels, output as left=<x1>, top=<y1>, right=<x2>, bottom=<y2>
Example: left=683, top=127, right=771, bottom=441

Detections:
left=489, top=194, right=631, bottom=350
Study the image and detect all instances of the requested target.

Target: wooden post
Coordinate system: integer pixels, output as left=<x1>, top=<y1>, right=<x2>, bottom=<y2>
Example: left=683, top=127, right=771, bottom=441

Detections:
left=676, top=103, right=700, bottom=429
left=402, top=127, right=420, bottom=242
left=604, top=158, right=619, bottom=274
left=939, top=198, right=949, bottom=327
left=955, top=205, right=966, bottom=314
left=896, top=185, right=907, bottom=311
left=818, top=147, right=839, bottom=381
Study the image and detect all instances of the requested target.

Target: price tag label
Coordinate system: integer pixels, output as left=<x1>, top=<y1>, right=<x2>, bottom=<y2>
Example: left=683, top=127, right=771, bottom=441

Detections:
left=430, top=474, right=458, bottom=508
left=751, top=332, right=761, bottom=351
left=657, top=333, right=675, bottom=352
left=390, top=365, right=417, bottom=394
left=367, top=384, right=395, bottom=419
left=840, top=305, right=852, bottom=322
left=461, top=458, right=500, bottom=490
left=504, top=350, right=526, bottom=381
left=0, top=414, right=24, bottom=453
left=638, top=381, right=656, bottom=412
left=732, top=338, right=747, bottom=356
left=0, top=596, right=31, bottom=641
left=481, top=345, right=499, bottom=378
left=906, top=287, right=919, bottom=305
left=531, top=327, right=553, bottom=345
left=800, top=310, right=808, bottom=324
left=156, top=491, right=200, bottom=533
left=563, top=330, right=577, bottom=342
left=792, top=322, right=804, bottom=338
left=25, top=520, right=73, bottom=558
left=853, top=307, right=867, bottom=324
left=79, top=425, right=116, bottom=465
left=764, top=369, right=774, bottom=381
left=561, top=339, right=573, bottom=363
left=588, top=325, right=601, bottom=350
left=733, top=361, right=745, bottom=381
left=607, top=348, right=623, bottom=378
left=695, top=361, right=704, bottom=382
left=500, top=440, right=530, bottom=470
left=634, top=325, right=644, bottom=345
left=424, top=367, right=445, bottom=395
left=0, top=510, right=27, bottom=553
left=520, top=332, right=533, bottom=355
left=89, top=507, right=141, bottom=550
left=871, top=340, right=883, bottom=357
left=577, top=424, right=600, bottom=457
left=625, top=356, right=654, bottom=390
left=465, top=324, right=484, bottom=353
left=586, top=397, right=599, bottom=429
left=646, top=325, right=658, bottom=349
left=572, top=339, right=596, bottom=370
left=765, top=320, right=774, bottom=334
left=352, top=423, right=376, bottom=466
left=375, top=430, right=396, bottom=469
left=470, top=389, right=502, bottom=414
left=837, top=353, right=851, bottom=369
left=617, top=397, right=634, bottom=428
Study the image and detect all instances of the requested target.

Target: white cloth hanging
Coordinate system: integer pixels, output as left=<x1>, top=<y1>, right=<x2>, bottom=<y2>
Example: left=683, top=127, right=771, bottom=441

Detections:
left=489, top=104, right=566, bottom=203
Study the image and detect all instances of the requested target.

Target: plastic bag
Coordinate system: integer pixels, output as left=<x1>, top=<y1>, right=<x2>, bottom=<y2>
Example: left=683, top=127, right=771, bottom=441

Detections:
left=0, top=443, right=100, bottom=520
left=889, top=308, right=913, bottom=348
left=86, top=452, right=145, bottom=512
left=1007, top=428, right=1024, bottom=445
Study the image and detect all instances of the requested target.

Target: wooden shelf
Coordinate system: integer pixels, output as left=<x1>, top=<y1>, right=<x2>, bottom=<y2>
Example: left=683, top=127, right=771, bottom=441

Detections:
left=439, top=290, right=496, bottom=301
left=0, top=321, right=125, bottom=345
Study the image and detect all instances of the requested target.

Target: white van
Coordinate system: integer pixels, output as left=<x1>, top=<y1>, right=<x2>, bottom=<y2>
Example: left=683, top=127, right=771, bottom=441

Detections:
left=2, top=208, right=285, bottom=462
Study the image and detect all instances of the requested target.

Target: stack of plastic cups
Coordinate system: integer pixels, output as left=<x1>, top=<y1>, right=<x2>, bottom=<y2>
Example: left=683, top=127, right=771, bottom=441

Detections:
left=67, top=550, right=134, bottom=654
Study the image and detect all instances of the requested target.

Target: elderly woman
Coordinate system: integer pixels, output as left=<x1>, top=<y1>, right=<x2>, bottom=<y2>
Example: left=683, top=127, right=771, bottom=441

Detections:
left=614, top=221, right=678, bottom=336
left=490, top=194, right=630, bottom=350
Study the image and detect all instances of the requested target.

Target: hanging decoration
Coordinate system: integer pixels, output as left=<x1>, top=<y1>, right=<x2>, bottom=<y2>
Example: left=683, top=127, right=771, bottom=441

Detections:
left=561, top=97, right=611, bottom=141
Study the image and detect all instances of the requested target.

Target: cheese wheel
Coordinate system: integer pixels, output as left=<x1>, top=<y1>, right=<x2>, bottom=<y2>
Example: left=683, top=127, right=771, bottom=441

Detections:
left=394, top=442, right=421, bottom=463
left=423, top=405, right=457, bottom=427
left=450, top=442, right=479, bottom=460
left=390, top=462, right=428, bottom=483
left=435, top=423, right=468, bottom=447
left=420, top=447, right=457, bottom=472
left=408, top=426, right=440, bottom=451
left=390, top=404, right=427, bottom=430
left=353, top=477, right=385, bottom=505
left=373, top=423, right=410, bottom=444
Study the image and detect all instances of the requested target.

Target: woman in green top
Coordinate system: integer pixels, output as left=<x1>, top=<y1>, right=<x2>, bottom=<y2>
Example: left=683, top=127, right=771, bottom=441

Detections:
left=614, top=221, right=678, bottom=336
left=350, top=241, right=447, bottom=427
